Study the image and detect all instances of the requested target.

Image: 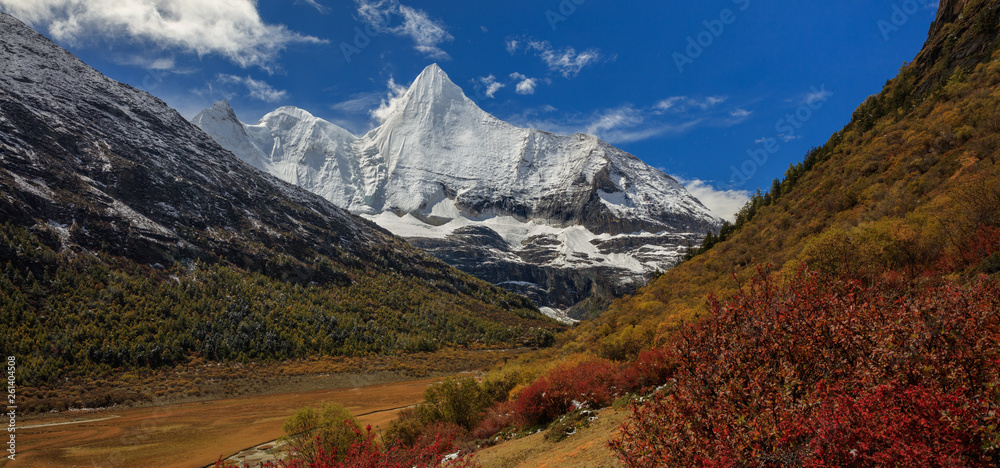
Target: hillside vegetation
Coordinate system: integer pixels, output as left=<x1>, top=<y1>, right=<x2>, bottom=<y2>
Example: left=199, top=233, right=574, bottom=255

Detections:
left=567, top=0, right=1000, bottom=360
left=0, top=10, right=564, bottom=414
left=0, top=220, right=558, bottom=408
left=302, top=1, right=1000, bottom=466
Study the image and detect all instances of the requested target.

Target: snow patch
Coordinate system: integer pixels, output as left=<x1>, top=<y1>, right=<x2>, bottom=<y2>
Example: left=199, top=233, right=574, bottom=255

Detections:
left=11, top=174, right=56, bottom=202
left=540, top=307, right=579, bottom=325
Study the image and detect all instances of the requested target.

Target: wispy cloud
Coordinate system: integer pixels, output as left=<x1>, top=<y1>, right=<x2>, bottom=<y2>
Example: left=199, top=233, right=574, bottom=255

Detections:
left=295, top=0, right=329, bottom=13
left=507, top=38, right=606, bottom=78
left=509, top=93, right=747, bottom=144
left=672, top=177, right=751, bottom=222
left=585, top=106, right=644, bottom=136
left=331, top=92, right=384, bottom=114
left=112, top=55, right=176, bottom=71
left=511, top=105, right=706, bottom=144
left=505, top=39, right=521, bottom=55
left=655, top=96, right=729, bottom=113
left=355, top=0, right=453, bottom=59
left=0, top=0, right=325, bottom=70
left=217, top=74, right=287, bottom=103
left=790, top=85, right=833, bottom=106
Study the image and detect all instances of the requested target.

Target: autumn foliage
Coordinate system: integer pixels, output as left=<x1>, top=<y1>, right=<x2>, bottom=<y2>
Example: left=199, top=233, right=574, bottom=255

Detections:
left=610, top=269, right=1000, bottom=467
left=216, top=423, right=479, bottom=468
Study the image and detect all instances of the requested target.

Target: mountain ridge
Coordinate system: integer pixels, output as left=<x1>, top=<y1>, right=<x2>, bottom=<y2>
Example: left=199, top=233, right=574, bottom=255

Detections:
left=194, top=64, right=721, bottom=316
left=0, top=11, right=559, bottom=389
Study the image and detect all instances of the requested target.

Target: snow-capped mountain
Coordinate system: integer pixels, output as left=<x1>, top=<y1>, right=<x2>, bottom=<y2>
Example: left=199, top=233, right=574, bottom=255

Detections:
left=0, top=12, right=544, bottom=318
left=194, top=64, right=721, bottom=320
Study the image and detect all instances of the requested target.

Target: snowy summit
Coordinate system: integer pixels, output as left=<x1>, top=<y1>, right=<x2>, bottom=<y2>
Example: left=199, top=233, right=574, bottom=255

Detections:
left=194, top=64, right=721, bottom=321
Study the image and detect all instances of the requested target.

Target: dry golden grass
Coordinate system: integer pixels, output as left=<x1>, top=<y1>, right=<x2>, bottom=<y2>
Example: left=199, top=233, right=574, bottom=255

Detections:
left=473, top=407, right=626, bottom=468
left=12, top=375, right=461, bottom=468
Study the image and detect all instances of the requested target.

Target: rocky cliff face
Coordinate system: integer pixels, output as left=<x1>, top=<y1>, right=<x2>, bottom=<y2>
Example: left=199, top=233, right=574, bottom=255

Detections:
left=915, top=0, right=999, bottom=97
left=934, top=0, right=974, bottom=30
left=194, top=65, right=721, bottom=319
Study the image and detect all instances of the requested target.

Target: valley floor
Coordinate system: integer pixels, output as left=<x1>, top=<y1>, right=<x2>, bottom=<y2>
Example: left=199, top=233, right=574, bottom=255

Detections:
left=13, top=375, right=455, bottom=468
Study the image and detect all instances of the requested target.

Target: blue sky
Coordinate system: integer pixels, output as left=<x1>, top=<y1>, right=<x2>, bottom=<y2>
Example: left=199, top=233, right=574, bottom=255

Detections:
left=0, top=0, right=939, bottom=219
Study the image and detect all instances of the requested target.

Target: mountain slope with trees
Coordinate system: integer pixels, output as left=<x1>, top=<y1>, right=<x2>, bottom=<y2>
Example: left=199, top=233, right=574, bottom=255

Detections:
left=567, top=0, right=1000, bottom=360
left=0, top=12, right=559, bottom=403
left=349, top=1, right=1000, bottom=466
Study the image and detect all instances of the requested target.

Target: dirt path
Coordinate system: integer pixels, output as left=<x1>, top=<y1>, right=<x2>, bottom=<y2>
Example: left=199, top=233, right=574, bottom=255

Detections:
left=19, top=415, right=121, bottom=430
left=8, top=376, right=449, bottom=468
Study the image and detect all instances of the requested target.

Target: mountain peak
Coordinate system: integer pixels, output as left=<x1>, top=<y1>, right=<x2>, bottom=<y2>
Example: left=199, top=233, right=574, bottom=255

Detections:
left=191, top=101, right=240, bottom=132
left=210, top=100, right=238, bottom=119
left=261, top=106, right=320, bottom=125
left=413, top=63, right=450, bottom=85
left=398, top=63, right=472, bottom=112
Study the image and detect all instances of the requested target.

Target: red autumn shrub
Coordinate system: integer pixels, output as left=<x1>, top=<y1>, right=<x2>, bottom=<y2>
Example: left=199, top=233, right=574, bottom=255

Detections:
left=511, top=376, right=558, bottom=427
left=406, top=422, right=469, bottom=459
left=545, top=358, right=625, bottom=408
left=611, top=269, right=1000, bottom=467
left=471, top=401, right=517, bottom=442
left=620, top=347, right=675, bottom=392
left=937, top=226, right=1000, bottom=273
left=513, top=358, right=627, bottom=427
left=784, top=383, right=977, bottom=468
left=219, top=424, right=480, bottom=468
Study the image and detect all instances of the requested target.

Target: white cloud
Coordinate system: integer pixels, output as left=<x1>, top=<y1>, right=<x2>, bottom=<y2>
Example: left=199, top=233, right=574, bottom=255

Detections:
left=673, top=177, right=751, bottom=222
left=702, top=96, right=727, bottom=108
left=655, top=96, right=728, bottom=113
left=478, top=75, right=504, bottom=98
left=512, top=103, right=704, bottom=145
left=510, top=72, right=538, bottom=95
left=217, top=74, right=287, bottom=103
left=330, top=91, right=383, bottom=114
left=355, top=0, right=453, bottom=59
left=531, top=41, right=603, bottom=77
left=655, top=97, right=686, bottom=111
left=515, top=78, right=538, bottom=95
left=505, top=39, right=520, bottom=55
left=113, top=55, right=176, bottom=71
left=508, top=91, right=747, bottom=144
left=507, top=39, right=604, bottom=78
left=371, top=77, right=408, bottom=123
left=603, top=120, right=704, bottom=144
left=792, top=85, right=833, bottom=106
left=585, top=106, right=644, bottom=136
left=296, top=0, right=329, bottom=13
left=0, top=0, right=325, bottom=69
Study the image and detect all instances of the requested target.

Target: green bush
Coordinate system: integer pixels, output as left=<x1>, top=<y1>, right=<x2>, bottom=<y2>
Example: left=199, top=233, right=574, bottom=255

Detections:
left=280, top=403, right=362, bottom=463
left=417, top=378, right=492, bottom=430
